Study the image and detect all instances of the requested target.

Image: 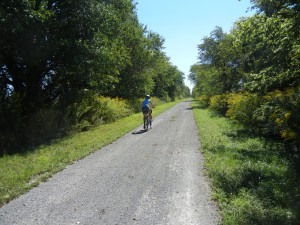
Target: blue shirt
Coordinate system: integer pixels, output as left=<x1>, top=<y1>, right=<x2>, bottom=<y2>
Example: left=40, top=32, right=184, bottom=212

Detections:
left=142, top=99, right=151, bottom=107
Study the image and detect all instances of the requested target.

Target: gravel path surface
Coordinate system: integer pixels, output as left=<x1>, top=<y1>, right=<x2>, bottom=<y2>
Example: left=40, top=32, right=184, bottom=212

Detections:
left=0, top=100, right=220, bottom=225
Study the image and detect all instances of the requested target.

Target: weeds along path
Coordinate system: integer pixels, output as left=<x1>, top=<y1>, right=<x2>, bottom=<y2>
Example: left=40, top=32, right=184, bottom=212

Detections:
left=0, top=100, right=220, bottom=225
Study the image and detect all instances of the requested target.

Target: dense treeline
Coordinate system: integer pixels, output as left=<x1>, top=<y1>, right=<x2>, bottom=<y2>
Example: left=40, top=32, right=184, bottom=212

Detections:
left=190, top=0, right=299, bottom=150
left=190, top=1, right=300, bottom=223
left=0, top=0, right=190, bottom=154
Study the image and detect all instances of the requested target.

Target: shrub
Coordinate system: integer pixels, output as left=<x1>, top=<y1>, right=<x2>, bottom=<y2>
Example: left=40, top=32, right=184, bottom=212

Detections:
left=160, top=93, right=171, bottom=103
left=97, top=96, right=132, bottom=122
left=1, top=96, right=68, bottom=154
left=253, top=87, right=300, bottom=144
left=209, top=94, right=229, bottom=115
left=127, top=96, right=165, bottom=113
left=225, top=88, right=300, bottom=146
left=226, top=92, right=261, bottom=127
left=25, top=108, right=67, bottom=146
left=64, top=94, right=167, bottom=132
left=69, top=95, right=133, bottom=131
left=151, top=96, right=166, bottom=106
left=0, top=93, right=23, bottom=154
left=196, top=95, right=210, bottom=108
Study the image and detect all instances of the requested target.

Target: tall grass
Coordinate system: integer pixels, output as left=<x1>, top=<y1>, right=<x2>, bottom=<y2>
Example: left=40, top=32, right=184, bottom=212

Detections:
left=0, top=100, right=180, bottom=206
left=192, top=101, right=300, bottom=225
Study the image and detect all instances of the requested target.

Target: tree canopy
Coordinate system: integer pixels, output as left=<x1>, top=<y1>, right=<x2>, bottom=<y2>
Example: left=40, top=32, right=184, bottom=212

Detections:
left=0, top=0, right=190, bottom=154
left=190, top=0, right=299, bottom=146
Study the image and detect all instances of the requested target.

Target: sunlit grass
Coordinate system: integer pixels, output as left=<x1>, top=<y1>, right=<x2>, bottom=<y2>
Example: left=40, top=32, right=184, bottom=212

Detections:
left=0, top=100, right=181, bottom=205
left=192, top=101, right=300, bottom=225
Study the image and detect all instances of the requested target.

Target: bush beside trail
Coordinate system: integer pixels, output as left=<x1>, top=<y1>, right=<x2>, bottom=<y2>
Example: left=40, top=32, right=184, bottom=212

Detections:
left=195, top=85, right=300, bottom=149
left=193, top=102, right=300, bottom=225
left=0, top=94, right=173, bottom=156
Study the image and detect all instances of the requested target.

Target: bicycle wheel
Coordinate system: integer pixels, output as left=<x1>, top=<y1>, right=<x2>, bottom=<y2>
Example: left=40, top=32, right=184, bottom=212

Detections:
left=144, top=115, right=148, bottom=130
left=145, top=116, right=149, bottom=130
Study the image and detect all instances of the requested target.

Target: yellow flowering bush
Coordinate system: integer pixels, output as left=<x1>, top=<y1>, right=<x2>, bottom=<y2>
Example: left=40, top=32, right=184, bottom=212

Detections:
left=253, top=86, right=300, bottom=143
left=71, top=94, right=132, bottom=131
left=196, top=95, right=210, bottom=108
left=209, top=94, right=230, bottom=115
left=226, top=92, right=261, bottom=126
left=210, top=87, right=300, bottom=144
left=97, top=96, right=132, bottom=122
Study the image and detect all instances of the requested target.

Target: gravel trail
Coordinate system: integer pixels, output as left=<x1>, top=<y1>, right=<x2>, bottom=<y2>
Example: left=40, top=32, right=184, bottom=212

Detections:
left=0, top=100, right=220, bottom=225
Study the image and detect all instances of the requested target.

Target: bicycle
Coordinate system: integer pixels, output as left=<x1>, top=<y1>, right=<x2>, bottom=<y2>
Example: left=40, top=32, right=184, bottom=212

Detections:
left=142, top=104, right=154, bottom=130
left=143, top=111, right=152, bottom=130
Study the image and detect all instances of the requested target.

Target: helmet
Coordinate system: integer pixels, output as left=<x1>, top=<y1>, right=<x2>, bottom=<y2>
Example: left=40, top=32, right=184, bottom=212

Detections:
left=146, top=95, right=150, bottom=99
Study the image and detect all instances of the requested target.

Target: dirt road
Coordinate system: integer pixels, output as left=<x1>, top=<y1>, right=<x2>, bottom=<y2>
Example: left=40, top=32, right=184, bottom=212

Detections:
left=0, top=101, right=220, bottom=225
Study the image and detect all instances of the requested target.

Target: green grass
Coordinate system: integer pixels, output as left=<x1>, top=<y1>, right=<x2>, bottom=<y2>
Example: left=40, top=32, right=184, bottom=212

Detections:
left=192, top=101, right=300, bottom=225
left=0, top=100, right=180, bottom=205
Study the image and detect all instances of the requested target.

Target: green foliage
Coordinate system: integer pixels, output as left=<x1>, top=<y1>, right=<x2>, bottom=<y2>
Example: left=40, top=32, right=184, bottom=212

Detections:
left=126, top=96, right=167, bottom=113
left=195, top=27, right=243, bottom=95
left=153, top=59, right=189, bottom=101
left=24, top=108, right=67, bottom=146
left=0, top=0, right=190, bottom=154
left=196, top=95, right=210, bottom=108
left=0, top=93, right=23, bottom=154
left=69, top=94, right=132, bottom=131
left=218, top=88, right=300, bottom=145
left=0, top=94, right=67, bottom=154
left=193, top=104, right=300, bottom=225
left=0, top=0, right=138, bottom=153
left=226, top=92, right=261, bottom=127
left=189, top=64, right=223, bottom=97
left=112, top=21, right=155, bottom=98
left=198, top=26, right=226, bottom=65
left=249, top=0, right=300, bottom=17
left=209, top=94, right=229, bottom=115
left=96, top=96, right=132, bottom=122
left=233, top=14, right=300, bottom=93
left=253, top=87, right=300, bottom=143
left=222, top=189, right=296, bottom=225
left=192, top=0, right=300, bottom=147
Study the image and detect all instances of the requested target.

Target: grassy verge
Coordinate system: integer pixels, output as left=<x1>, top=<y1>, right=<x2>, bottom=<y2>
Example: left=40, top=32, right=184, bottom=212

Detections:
left=0, top=100, right=181, bottom=206
left=192, top=101, right=300, bottom=225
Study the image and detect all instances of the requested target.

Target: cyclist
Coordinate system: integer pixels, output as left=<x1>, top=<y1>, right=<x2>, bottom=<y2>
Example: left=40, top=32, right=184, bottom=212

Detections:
left=142, top=95, right=154, bottom=129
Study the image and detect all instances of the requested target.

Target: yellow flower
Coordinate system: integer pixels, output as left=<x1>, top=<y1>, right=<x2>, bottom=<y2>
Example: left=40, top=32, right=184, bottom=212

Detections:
left=284, top=112, right=291, bottom=119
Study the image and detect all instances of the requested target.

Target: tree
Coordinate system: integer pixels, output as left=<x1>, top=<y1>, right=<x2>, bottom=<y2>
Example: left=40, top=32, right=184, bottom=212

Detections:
left=0, top=0, right=191, bottom=154
left=192, top=0, right=300, bottom=145
left=189, top=64, right=223, bottom=97
left=196, top=26, right=243, bottom=94
left=232, top=14, right=299, bottom=93
left=0, top=0, right=139, bottom=153
left=0, top=0, right=136, bottom=110
left=249, top=0, right=300, bottom=16
left=112, top=27, right=161, bottom=99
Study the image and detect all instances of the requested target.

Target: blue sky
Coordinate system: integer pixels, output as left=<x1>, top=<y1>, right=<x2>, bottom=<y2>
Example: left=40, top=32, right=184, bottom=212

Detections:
left=135, top=0, right=256, bottom=89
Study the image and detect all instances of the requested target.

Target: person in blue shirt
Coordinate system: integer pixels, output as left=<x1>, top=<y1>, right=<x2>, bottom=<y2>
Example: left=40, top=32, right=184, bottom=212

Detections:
left=142, top=95, right=154, bottom=128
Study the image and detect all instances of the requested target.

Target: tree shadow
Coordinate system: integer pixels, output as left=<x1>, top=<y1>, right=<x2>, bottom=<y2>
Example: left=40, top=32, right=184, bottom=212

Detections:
left=184, top=105, right=205, bottom=110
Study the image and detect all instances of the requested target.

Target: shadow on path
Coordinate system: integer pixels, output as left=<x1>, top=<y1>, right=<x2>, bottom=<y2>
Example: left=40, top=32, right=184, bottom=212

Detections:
left=132, top=129, right=147, bottom=135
